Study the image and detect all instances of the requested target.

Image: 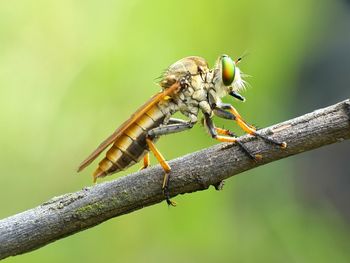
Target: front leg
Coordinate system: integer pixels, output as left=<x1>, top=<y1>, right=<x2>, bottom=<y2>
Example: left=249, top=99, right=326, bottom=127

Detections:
left=214, top=103, right=287, bottom=148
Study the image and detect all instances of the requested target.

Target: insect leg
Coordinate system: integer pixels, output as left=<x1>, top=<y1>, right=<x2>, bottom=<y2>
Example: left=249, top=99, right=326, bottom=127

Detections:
left=204, top=113, right=259, bottom=160
left=168, top=118, right=189, bottom=124
left=215, top=103, right=287, bottom=148
left=204, top=113, right=236, bottom=143
left=145, top=138, right=171, bottom=175
left=139, top=153, right=150, bottom=170
left=140, top=121, right=193, bottom=171
left=147, top=122, right=194, bottom=137
left=146, top=121, right=194, bottom=206
left=215, top=127, right=236, bottom=137
left=213, top=107, right=235, bottom=120
left=145, top=138, right=176, bottom=206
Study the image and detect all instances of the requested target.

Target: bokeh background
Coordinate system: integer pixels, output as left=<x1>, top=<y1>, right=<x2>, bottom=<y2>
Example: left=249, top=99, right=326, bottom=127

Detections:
left=1, top=0, right=349, bottom=262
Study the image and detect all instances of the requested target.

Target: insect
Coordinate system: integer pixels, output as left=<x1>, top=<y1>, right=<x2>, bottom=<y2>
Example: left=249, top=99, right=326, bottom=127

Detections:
left=78, top=55, right=287, bottom=206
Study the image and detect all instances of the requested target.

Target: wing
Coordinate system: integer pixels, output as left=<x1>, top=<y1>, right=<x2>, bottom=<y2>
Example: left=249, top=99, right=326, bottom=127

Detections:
left=77, top=82, right=181, bottom=172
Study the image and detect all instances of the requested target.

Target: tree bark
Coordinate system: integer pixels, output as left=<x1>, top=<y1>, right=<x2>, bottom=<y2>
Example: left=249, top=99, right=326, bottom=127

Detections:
left=0, top=99, right=349, bottom=260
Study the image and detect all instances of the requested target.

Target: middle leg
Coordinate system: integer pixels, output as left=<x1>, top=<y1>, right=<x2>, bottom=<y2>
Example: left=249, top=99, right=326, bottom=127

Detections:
left=203, top=113, right=259, bottom=160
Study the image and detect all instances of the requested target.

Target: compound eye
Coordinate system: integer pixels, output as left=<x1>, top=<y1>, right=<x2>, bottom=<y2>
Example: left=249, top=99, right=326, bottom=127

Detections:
left=221, top=55, right=235, bottom=86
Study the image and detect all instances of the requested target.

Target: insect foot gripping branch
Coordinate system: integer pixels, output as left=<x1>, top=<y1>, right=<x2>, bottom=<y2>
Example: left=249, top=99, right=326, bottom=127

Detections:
left=78, top=55, right=287, bottom=206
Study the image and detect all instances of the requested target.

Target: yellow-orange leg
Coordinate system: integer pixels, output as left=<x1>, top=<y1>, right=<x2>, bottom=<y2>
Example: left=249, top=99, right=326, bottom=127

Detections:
left=204, top=116, right=233, bottom=141
left=203, top=114, right=259, bottom=160
left=139, top=153, right=150, bottom=170
left=213, top=134, right=237, bottom=143
left=204, top=115, right=238, bottom=144
left=146, top=138, right=176, bottom=206
left=228, top=107, right=256, bottom=134
left=213, top=127, right=260, bottom=160
left=215, top=127, right=235, bottom=137
left=218, top=105, right=287, bottom=148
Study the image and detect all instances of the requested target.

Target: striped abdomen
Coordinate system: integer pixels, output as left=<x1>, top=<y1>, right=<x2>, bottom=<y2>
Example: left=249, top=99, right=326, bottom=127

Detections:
left=93, top=104, right=166, bottom=181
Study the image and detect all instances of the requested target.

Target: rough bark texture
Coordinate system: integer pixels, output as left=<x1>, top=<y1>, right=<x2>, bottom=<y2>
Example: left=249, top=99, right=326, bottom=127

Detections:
left=0, top=99, right=349, bottom=260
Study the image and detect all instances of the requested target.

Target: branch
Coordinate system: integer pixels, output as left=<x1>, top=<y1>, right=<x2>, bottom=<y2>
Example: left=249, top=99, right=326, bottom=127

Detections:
left=1, top=99, right=349, bottom=260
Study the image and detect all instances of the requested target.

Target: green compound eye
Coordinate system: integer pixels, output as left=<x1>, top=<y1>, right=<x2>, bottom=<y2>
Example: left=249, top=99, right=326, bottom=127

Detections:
left=221, top=55, right=235, bottom=86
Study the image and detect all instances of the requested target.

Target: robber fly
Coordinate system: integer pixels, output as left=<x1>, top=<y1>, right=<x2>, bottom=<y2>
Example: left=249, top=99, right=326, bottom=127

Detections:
left=78, top=55, right=287, bottom=206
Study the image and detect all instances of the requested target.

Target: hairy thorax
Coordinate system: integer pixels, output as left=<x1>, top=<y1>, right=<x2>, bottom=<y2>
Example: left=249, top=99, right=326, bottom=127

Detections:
left=161, top=73, right=213, bottom=124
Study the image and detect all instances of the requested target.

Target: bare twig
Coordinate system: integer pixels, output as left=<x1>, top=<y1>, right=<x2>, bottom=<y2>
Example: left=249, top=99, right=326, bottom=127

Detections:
left=0, top=99, right=349, bottom=260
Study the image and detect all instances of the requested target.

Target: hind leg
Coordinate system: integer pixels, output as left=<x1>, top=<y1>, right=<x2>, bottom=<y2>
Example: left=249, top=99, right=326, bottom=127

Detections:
left=139, top=153, right=150, bottom=170
left=145, top=138, right=175, bottom=206
left=146, top=121, right=195, bottom=206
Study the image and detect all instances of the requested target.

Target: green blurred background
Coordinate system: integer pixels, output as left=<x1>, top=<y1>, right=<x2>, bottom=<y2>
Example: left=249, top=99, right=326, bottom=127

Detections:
left=1, top=0, right=349, bottom=262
